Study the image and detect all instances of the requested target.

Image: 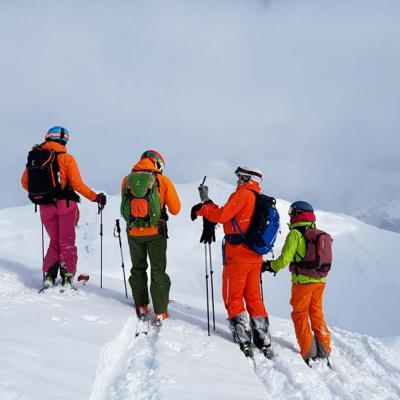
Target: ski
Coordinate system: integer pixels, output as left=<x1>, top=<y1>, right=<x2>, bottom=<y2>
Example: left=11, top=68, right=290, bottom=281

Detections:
left=135, top=313, right=150, bottom=337
left=242, top=344, right=254, bottom=358
left=38, top=285, right=51, bottom=293
left=77, top=273, right=89, bottom=284
left=59, top=285, right=78, bottom=294
left=38, top=273, right=88, bottom=294
left=39, top=284, right=77, bottom=293
left=260, top=345, right=274, bottom=360
left=305, top=357, right=332, bottom=369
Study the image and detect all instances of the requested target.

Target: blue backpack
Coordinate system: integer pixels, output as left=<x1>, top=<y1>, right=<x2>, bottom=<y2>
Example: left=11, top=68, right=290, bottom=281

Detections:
left=232, top=192, right=280, bottom=255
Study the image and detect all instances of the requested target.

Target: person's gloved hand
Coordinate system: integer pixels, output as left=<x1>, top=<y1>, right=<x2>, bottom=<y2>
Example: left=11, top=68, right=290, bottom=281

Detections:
left=191, top=203, right=203, bottom=221
left=261, top=260, right=275, bottom=274
left=198, top=185, right=209, bottom=203
left=200, top=218, right=216, bottom=244
left=95, top=193, right=107, bottom=210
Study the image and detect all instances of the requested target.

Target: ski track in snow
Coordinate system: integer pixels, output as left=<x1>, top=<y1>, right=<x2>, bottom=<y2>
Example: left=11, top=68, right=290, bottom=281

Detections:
left=90, top=310, right=212, bottom=400
left=89, top=304, right=400, bottom=400
left=90, top=316, right=161, bottom=400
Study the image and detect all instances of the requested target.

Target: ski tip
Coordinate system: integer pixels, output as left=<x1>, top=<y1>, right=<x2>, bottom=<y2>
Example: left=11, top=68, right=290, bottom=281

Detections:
left=262, top=346, right=274, bottom=360
left=77, top=274, right=89, bottom=283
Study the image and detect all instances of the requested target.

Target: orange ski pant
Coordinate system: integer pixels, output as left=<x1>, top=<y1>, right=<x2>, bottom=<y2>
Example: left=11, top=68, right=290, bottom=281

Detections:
left=222, top=261, right=267, bottom=319
left=290, top=283, right=331, bottom=358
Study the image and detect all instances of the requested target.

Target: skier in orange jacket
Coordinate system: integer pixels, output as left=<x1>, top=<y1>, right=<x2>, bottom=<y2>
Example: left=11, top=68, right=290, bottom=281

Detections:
left=121, top=150, right=181, bottom=325
left=21, top=126, right=106, bottom=288
left=191, top=167, right=272, bottom=357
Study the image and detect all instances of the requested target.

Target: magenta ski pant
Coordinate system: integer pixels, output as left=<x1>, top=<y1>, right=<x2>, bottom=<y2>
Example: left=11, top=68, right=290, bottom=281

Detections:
left=40, top=200, right=80, bottom=274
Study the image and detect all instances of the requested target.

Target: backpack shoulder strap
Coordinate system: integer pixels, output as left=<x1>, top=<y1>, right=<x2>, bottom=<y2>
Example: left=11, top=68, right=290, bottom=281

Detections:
left=292, top=226, right=308, bottom=260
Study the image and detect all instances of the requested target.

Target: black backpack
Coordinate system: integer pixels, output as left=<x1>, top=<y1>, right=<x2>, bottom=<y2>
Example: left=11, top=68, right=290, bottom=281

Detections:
left=26, top=145, right=65, bottom=205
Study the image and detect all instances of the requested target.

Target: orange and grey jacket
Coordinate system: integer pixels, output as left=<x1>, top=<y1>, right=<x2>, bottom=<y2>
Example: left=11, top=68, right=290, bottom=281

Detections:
left=21, top=141, right=97, bottom=202
left=121, top=158, right=181, bottom=237
left=196, top=181, right=262, bottom=263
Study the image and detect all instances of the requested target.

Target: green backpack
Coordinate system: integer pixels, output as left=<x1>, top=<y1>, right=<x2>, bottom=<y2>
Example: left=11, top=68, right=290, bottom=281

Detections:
left=121, top=171, right=162, bottom=228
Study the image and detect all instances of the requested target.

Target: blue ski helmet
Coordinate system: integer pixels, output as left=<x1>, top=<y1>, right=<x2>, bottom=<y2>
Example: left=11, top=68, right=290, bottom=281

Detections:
left=288, top=201, right=314, bottom=216
left=45, top=126, right=70, bottom=145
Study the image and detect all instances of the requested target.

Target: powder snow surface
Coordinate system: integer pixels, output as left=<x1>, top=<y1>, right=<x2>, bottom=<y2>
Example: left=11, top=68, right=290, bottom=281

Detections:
left=1, top=180, right=399, bottom=399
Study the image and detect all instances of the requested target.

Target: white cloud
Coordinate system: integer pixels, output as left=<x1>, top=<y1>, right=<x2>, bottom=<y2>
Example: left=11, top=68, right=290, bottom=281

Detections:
left=2, top=0, right=400, bottom=211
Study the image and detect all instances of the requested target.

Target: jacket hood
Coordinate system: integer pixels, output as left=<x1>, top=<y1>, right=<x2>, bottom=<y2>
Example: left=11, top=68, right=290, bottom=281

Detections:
left=236, top=181, right=261, bottom=193
left=42, top=141, right=68, bottom=152
left=132, top=158, right=162, bottom=173
left=290, top=211, right=316, bottom=225
left=289, top=220, right=316, bottom=230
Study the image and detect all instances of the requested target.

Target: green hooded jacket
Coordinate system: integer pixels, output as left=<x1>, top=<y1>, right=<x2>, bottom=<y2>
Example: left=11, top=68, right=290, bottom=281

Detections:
left=270, top=221, right=326, bottom=284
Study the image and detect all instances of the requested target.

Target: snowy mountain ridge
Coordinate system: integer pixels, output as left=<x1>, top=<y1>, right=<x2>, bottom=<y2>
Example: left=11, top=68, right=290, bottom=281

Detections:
left=354, top=198, right=400, bottom=234
left=1, top=179, right=400, bottom=399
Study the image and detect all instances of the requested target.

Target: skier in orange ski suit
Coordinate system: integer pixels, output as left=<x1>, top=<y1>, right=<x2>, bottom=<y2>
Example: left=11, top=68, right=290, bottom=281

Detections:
left=191, top=167, right=272, bottom=355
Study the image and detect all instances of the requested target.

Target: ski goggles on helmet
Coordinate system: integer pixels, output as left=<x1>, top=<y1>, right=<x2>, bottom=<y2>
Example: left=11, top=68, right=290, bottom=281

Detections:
left=235, top=166, right=262, bottom=183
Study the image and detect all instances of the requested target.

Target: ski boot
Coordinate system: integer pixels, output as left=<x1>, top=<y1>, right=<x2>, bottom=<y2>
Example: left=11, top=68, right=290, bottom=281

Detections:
left=43, top=263, right=59, bottom=288
left=229, top=312, right=253, bottom=358
left=43, top=274, right=55, bottom=288
left=59, top=263, right=74, bottom=289
left=250, top=316, right=274, bottom=359
left=135, top=306, right=150, bottom=336
left=61, top=272, right=75, bottom=290
left=155, top=312, right=169, bottom=328
left=314, top=338, right=332, bottom=368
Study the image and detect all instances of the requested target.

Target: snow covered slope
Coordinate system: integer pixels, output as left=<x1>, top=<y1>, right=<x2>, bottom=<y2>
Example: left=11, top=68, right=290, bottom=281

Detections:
left=2, top=179, right=399, bottom=337
left=1, top=179, right=400, bottom=399
left=354, top=198, right=400, bottom=234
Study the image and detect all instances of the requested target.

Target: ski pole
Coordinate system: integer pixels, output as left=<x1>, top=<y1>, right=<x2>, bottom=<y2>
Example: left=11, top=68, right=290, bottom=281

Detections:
left=198, top=175, right=211, bottom=335
left=208, top=243, right=216, bottom=331
left=98, top=204, right=103, bottom=289
left=114, top=219, right=128, bottom=299
left=204, top=243, right=211, bottom=336
left=260, top=273, right=264, bottom=301
left=41, top=223, right=45, bottom=283
left=36, top=205, right=45, bottom=282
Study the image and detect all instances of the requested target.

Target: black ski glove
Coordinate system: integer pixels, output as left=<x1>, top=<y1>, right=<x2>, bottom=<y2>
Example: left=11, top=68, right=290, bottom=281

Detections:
left=200, top=218, right=216, bottom=244
left=262, top=260, right=276, bottom=274
left=191, top=203, right=203, bottom=221
left=95, top=193, right=107, bottom=210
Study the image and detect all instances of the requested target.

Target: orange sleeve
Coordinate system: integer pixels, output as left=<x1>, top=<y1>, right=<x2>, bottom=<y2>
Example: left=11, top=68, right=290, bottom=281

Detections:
left=21, top=168, right=28, bottom=191
left=160, top=175, right=181, bottom=215
left=197, top=190, right=247, bottom=224
left=61, top=154, right=97, bottom=201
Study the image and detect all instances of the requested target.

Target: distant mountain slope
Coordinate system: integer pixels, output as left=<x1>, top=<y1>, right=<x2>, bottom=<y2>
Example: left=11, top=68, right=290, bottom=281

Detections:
left=354, top=199, right=400, bottom=233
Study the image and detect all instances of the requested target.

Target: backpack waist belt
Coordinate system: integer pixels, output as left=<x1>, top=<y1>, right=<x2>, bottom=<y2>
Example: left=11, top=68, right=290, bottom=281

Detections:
left=225, top=234, right=245, bottom=245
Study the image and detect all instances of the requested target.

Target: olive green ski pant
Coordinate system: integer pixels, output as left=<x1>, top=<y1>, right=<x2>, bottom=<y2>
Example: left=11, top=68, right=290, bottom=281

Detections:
left=127, top=233, right=170, bottom=314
